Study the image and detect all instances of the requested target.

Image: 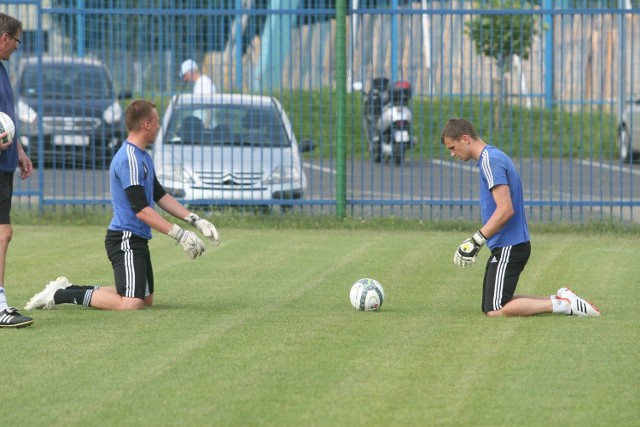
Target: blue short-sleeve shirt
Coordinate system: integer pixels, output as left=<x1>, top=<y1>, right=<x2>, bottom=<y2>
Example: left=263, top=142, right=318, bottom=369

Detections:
left=478, top=145, right=530, bottom=249
left=108, top=141, right=155, bottom=239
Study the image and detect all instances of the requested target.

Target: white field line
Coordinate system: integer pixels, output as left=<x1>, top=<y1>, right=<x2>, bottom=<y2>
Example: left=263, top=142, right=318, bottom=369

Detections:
left=578, top=159, right=640, bottom=177
left=429, top=158, right=475, bottom=173
left=303, top=162, right=336, bottom=175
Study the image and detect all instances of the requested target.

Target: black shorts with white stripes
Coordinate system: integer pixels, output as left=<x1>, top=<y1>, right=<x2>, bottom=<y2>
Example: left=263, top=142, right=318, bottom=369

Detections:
left=481, top=241, right=531, bottom=313
left=105, top=230, right=154, bottom=300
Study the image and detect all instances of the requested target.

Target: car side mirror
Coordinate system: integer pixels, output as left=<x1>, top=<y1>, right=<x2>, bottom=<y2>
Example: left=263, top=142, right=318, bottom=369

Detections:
left=118, top=89, right=133, bottom=99
left=298, top=139, right=314, bottom=153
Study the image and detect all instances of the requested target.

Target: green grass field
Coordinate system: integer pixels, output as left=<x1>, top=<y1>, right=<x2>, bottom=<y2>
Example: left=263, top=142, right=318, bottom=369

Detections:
left=2, top=225, right=638, bottom=426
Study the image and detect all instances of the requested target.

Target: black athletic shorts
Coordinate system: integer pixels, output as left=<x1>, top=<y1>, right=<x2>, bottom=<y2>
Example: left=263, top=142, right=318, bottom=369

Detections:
left=105, top=230, right=154, bottom=300
left=481, top=241, right=531, bottom=313
left=0, top=171, right=14, bottom=224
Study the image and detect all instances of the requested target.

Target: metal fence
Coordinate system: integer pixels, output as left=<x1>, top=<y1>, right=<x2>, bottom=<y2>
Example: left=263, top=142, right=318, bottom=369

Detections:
left=4, top=1, right=640, bottom=223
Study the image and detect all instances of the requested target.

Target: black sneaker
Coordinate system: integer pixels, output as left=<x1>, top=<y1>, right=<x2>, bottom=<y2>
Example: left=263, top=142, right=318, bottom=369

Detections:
left=0, top=307, right=34, bottom=328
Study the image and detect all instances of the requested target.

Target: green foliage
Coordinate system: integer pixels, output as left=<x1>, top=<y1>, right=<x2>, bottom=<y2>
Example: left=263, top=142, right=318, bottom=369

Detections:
left=126, top=86, right=617, bottom=163
left=2, top=226, right=639, bottom=426
left=275, top=90, right=618, bottom=160
left=466, top=0, right=539, bottom=71
left=132, top=88, right=618, bottom=161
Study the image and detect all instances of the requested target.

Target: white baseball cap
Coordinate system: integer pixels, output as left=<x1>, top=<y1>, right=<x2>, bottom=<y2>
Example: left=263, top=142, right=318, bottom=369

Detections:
left=180, top=59, right=199, bottom=78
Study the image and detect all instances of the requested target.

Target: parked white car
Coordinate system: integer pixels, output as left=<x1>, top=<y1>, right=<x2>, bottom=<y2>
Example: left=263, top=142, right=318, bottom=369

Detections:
left=153, top=94, right=313, bottom=209
left=618, top=98, right=640, bottom=161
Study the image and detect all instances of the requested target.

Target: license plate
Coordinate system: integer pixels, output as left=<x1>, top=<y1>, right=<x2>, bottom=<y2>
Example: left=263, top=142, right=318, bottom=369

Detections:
left=53, top=135, right=90, bottom=146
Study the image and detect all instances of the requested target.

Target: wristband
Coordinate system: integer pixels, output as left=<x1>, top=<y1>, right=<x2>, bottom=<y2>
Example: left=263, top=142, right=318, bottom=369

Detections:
left=472, top=230, right=486, bottom=246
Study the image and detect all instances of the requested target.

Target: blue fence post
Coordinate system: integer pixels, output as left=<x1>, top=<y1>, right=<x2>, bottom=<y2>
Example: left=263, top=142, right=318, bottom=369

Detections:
left=391, top=0, right=398, bottom=82
left=543, top=0, right=553, bottom=110
left=76, top=0, right=84, bottom=57
left=618, top=0, right=627, bottom=119
left=235, top=0, right=243, bottom=91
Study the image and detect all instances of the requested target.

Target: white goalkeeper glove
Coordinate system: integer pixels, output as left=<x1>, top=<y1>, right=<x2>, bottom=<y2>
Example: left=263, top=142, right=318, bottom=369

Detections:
left=168, top=224, right=206, bottom=259
left=185, top=213, right=220, bottom=247
left=453, top=230, right=486, bottom=268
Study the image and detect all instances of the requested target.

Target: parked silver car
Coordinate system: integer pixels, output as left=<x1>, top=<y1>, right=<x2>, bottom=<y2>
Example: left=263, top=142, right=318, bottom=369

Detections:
left=618, top=98, right=640, bottom=161
left=154, top=94, right=313, bottom=209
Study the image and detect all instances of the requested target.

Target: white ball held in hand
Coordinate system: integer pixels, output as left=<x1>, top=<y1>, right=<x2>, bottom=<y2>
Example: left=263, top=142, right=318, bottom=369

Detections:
left=453, top=230, right=486, bottom=268
left=0, top=112, right=15, bottom=144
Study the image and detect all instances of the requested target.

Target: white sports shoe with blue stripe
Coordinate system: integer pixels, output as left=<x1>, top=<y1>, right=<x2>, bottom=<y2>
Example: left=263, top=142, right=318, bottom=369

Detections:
left=557, top=287, right=600, bottom=317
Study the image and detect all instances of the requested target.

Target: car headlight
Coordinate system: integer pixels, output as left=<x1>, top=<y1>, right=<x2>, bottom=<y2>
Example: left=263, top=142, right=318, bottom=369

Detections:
left=157, top=163, right=194, bottom=184
left=265, top=165, right=300, bottom=185
left=103, top=101, right=123, bottom=125
left=16, top=100, right=37, bottom=124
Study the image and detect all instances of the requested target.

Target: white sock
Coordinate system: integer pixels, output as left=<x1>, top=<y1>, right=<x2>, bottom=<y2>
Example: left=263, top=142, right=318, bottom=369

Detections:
left=551, top=295, right=571, bottom=314
left=0, top=287, right=8, bottom=311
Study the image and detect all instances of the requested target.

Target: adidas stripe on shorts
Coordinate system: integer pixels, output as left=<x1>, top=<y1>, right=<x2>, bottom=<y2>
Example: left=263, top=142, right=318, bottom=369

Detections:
left=105, top=230, right=154, bottom=300
left=481, top=241, right=531, bottom=313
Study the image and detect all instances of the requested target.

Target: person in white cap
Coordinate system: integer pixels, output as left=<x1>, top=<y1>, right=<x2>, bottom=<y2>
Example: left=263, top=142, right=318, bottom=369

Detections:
left=180, top=58, right=216, bottom=95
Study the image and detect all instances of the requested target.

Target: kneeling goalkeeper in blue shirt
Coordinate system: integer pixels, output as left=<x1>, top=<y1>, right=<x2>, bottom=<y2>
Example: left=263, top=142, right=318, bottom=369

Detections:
left=25, top=99, right=220, bottom=311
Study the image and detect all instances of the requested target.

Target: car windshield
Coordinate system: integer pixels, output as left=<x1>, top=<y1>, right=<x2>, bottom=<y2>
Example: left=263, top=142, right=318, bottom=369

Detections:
left=166, top=105, right=290, bottom=147
left=20, top=64, right=113, bottom=99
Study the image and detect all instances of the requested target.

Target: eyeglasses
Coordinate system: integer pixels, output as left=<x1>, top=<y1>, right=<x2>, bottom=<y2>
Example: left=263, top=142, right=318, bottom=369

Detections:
left=5, top=34, right=20, bottom=45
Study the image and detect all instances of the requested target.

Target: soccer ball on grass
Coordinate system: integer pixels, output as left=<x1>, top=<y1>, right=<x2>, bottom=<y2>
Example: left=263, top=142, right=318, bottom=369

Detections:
left=350, top=278, right=384, bottom=311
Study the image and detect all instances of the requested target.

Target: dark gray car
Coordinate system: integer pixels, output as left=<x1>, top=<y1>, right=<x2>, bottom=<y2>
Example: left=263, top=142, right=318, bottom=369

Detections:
left=13, top=56, right=130, bottom=168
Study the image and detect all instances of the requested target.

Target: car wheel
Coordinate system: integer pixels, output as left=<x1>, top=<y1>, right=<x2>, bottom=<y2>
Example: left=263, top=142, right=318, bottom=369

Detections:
left=371, top=143, right=382, bottom=163
left=619, top=127, right=632, bottom=161
left=280, top=204, right=293, bottom=213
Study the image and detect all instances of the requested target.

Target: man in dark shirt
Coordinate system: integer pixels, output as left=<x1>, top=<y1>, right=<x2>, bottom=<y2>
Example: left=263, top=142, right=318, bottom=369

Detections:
left=0, top=13, right=34, bottom=328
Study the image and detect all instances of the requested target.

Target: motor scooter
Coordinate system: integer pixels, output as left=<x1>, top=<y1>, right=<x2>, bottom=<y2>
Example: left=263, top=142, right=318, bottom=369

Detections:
left=359, top=77, right=416, bottom=164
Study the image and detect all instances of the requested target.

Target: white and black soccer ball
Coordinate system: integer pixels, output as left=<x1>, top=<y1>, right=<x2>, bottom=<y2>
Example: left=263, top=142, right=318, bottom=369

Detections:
left=350, top=278, right=384, bottom=311
left=0, top=112, right=15, bottom=143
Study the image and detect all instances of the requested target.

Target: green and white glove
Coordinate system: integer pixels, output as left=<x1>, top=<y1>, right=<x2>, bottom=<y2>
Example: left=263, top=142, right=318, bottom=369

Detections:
left=453, top=230, right=486, bottom=268
left=185, top=213, right=221, bottom=247
left=168, top=224, right=206, bottom=259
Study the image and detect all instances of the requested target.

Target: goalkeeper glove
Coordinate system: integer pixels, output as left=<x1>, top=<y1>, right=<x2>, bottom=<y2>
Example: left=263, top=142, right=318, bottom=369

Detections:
left=453, top=230, right=486, bottom=268
left=168, top=224, right=206, bottom=259
left=185, top=213, right=221, bottom=247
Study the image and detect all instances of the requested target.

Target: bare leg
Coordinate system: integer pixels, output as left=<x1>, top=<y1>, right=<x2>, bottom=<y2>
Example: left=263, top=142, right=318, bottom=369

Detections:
left=87, top=287, right=153, bottom=310
left=512, top=294, right=552, bottom=301
left=486, top=296, right=553, bottom=317
left=0, top=224, right=12, bottom=287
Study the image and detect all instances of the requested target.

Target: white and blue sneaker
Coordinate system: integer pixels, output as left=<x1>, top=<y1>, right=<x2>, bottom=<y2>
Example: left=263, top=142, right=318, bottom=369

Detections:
left=24, top=277, right=71, bottom=310
left=557, top=287, right=601, bottom=317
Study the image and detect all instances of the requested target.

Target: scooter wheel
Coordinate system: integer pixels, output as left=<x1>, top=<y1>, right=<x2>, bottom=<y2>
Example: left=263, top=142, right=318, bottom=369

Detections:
left=371, top=145, right=382, bottom=163
left=393, top=144, right=405, bottom=165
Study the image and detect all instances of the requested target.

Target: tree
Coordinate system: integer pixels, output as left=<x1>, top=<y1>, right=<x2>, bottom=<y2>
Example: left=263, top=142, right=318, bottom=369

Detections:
left=466, top=0, right=539, bottom=130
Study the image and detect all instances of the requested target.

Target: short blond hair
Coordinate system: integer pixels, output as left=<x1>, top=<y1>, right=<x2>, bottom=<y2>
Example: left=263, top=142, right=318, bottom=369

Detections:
left=124, top=99, right=157, bottom=131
